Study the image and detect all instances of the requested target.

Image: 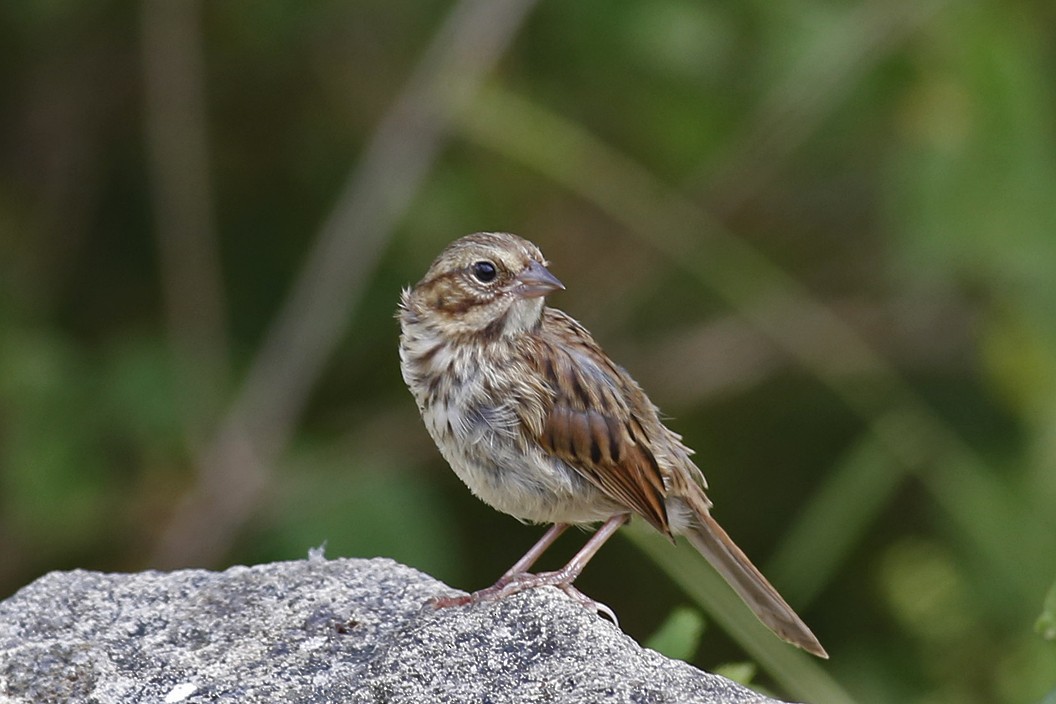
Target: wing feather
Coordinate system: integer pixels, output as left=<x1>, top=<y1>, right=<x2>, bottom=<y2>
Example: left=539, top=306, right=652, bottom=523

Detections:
left=527, top=309, right=674, bottom=534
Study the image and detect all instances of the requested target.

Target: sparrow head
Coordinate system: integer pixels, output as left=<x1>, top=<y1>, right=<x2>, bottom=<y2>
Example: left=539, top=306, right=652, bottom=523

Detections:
left=401, top=232, right=564, bottom=339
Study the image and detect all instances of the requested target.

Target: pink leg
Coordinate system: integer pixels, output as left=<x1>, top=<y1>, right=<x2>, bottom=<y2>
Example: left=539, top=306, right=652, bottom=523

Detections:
left=432, top=515, right=630, bottom=622
left=504, top=514, right=626, bottom=588
left=500, top=523, right=569, bottom=580
left=431, top=522, right=569, bottom=607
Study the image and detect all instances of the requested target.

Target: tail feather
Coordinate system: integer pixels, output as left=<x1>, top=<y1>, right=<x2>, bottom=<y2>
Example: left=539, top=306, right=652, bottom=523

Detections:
left=684, top=512, right=828, bottom=658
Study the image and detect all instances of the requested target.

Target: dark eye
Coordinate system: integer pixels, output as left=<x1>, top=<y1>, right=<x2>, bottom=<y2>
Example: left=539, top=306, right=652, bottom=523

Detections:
left=471, top=260, right=498, bottom=283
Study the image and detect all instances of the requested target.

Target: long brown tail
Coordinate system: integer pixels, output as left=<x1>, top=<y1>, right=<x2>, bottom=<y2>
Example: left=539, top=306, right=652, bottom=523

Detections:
left=684, top=511, right=828, bottom=658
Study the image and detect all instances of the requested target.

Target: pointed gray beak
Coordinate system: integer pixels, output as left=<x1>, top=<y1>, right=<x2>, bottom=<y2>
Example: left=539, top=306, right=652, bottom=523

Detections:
left=513, top=260, right=564, bottom=298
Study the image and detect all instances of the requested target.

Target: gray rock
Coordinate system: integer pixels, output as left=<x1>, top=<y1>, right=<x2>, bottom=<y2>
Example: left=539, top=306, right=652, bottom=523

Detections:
left=0, top=556, right=786, bottom=703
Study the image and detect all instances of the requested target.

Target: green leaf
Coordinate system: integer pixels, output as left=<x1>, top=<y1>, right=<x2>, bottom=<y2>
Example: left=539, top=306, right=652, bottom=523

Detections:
left=713, top=661, right=757, bottom=686
left=644, top=606, right=706, bottom=661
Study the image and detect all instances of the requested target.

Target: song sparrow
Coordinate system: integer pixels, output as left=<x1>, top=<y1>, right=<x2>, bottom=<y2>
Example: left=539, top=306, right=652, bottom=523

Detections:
left=398, top=232, right=827, bottom=658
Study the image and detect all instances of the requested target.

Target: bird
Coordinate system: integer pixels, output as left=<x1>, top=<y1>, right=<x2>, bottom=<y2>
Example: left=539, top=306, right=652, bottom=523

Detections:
left=397, top=231, right=827, bottom=658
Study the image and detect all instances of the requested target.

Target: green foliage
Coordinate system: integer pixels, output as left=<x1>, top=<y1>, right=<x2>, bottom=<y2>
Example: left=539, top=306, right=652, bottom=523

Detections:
left=712, top=662, right=758, bottom=688
left=2, top=0, right=1055, bottom=701
left=644, top=605, right=707, bottom=661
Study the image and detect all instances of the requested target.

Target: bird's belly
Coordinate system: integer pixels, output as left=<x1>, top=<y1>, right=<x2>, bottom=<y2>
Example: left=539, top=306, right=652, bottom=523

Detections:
left=421, top=397, right=618, bottom=526
left=451, top=443, right=617, bottom=526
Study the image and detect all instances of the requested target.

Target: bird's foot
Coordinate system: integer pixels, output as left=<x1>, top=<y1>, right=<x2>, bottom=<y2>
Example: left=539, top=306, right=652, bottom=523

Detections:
left=429, top=571, right=618, bottom=626
left=556, top=583, right=619, bottom=625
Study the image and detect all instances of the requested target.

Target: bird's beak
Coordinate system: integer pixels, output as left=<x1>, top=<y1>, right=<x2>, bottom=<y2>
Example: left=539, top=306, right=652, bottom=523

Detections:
left=513, top=260, right=565, bottom=298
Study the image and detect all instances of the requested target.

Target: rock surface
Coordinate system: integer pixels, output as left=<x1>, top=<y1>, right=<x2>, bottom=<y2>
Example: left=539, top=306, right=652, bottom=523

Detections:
left=0, top=556, right=786, bottom=703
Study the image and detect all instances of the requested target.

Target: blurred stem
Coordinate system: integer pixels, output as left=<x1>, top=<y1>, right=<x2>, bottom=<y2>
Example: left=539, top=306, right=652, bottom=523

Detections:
left=696, top=0, right=950, bottom=214
left=767, top=411, right=917, bottom=608
left=148, top=0, right=541, bottom=568
left=140, top=0, right=230, bottom=448
left=627, top=297, right=973, bottom=408
left=1038, top=578, right=1056, bottom=641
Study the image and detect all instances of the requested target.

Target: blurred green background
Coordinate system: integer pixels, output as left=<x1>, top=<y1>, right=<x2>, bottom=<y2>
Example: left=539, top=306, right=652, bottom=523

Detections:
left=1, top=0, right=1055, bottom=701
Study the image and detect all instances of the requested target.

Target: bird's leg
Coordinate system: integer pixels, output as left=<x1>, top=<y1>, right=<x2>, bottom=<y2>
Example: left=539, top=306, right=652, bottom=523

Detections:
left=430, top=523, right=568, bottom=609
left=498, top=523, right=569, bottom=583
left=507, top=514, right=627, bottom=590
left=431, top=515, right=629, bottom=623
left=499, top=514, right=627, bottom=622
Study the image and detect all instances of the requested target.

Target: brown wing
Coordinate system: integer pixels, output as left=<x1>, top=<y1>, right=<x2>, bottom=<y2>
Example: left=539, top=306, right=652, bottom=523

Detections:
left=528, top=308, right=674, bottom=535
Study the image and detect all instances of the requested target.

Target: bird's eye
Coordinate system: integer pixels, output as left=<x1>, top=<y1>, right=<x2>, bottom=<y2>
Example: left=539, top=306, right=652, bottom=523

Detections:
left=471, top=260, right=498, bottom=283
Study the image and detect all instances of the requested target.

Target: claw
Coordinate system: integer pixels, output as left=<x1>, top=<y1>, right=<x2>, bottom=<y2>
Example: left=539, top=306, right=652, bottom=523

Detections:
left=557, top=583, right=619, bottom=626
